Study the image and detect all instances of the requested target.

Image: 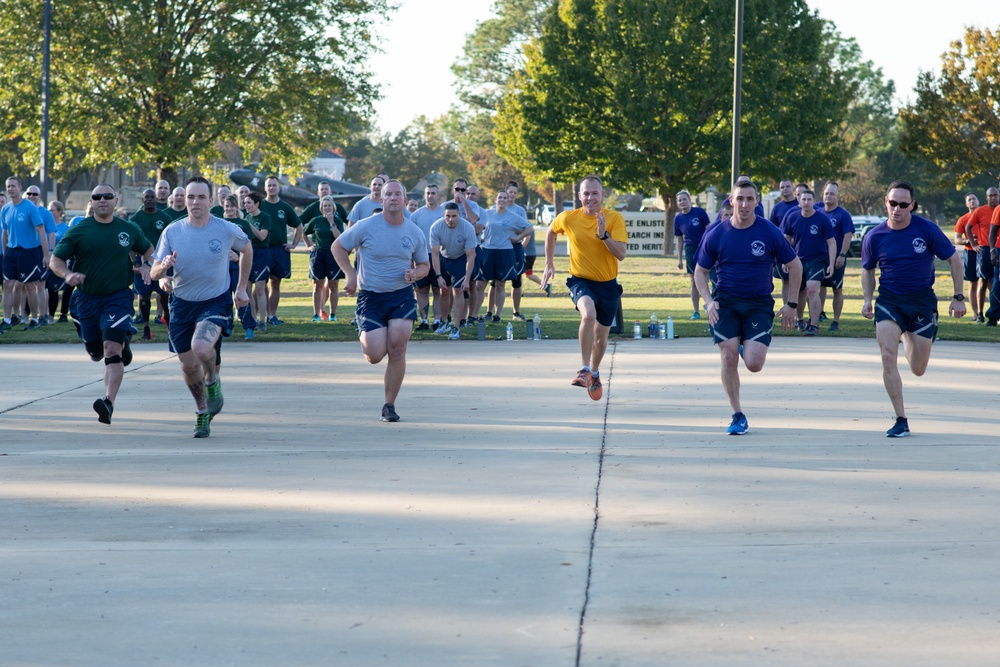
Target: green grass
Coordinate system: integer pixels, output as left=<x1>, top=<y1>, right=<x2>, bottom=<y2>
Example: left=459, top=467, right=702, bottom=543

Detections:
left=2, top=251, right=996, bottom=345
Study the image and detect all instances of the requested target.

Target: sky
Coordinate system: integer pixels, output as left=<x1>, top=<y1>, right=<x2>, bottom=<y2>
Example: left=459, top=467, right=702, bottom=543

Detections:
left=368, top=0, right=995, bottom=136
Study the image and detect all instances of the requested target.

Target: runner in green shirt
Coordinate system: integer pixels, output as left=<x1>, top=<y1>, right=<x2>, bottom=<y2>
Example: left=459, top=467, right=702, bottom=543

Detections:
left=303, top=196, right=345, bottom=321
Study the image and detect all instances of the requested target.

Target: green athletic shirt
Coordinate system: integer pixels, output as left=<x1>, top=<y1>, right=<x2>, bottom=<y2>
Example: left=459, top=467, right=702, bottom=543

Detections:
left=53, top=217, right=152, bottom=296
left=129, top=208, right=174, bottom=247
left=303, top=215, right=343, bottom=249
left=300, top=200, right=348, bottom=230
left=244, top=212, right=271, bottom=249
left=259, top=199, right=301, bottom=247
left=226, top=215, right=261, bottom=251
left=210, top=205, right=225, bottom=218
left=164, top=207, right=188, bottom=222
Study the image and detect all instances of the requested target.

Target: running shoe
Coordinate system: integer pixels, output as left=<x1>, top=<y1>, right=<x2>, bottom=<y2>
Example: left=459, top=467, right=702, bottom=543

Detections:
left=464, top=319, right=477, bottom=328
left=434, top=321, right=451, bottom=334
left=886, top=417, right=909, bottom=438
left=58, top=314, right=68, bottom=323
left=11, top=315, right=21, bottom=325
left=194, top=412, right=212, bottom=438
left=544, top=283, right=552, bottom=297
left=312, top=315, right=322, bottom=322
left=320, top=311, right=328, bottom=320
left=571, top=368, right=592, bottom=388
left=448, top=327, right=460, bottom=340
left=803, top=324, right=819, bottom=336
left=380, top=403, right=400, bottom=422
left=93, top=397, right=113, bottom=424
left=417, top=321, right=429, bottom=331
left=512, top=312, right=526, bottom=321
left=245, top=328, right=254, bottom=340
left=587, top=374, right=603, bottom=401
left=267, top=316, right=284, bottom=326
left=329, top=314, right=337, bottom=322
left=38, top=317, right=47, bottom=327
left=828, top=321, right=840, bottom=333
left=206, top=378, right=224, bottom=416
left=727, top=412, right=749, bottom=435
left=133, top=315, right=145, bottom=324
left=690, top=311, right=701, bottom=320
left=142, top=326, right=152, bottom=341
left=122, top=336, right=133, bottom=366
left=492, top=315, right=501, bottom=323
left=0, top=321, right=11, bottom=333
left=25, top=319, right=40, bottom=330
left=818, top=311, right=828, bottom=322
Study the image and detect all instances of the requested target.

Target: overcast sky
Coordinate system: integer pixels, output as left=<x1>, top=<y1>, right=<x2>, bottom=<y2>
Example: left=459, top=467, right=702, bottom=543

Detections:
left=367, top=0, right=994, bottom=135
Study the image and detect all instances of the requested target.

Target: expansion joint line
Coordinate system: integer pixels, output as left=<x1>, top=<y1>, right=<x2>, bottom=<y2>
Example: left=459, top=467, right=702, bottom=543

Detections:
left=0, top=356, right=176, bottom=416
left=575, top=339, right=616, bottom=666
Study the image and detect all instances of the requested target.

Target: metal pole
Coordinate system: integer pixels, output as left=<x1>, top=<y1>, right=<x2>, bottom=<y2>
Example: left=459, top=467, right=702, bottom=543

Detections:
left=41, top=0, right=52, bottom=203
left=731, top=0, right=743, bottom=187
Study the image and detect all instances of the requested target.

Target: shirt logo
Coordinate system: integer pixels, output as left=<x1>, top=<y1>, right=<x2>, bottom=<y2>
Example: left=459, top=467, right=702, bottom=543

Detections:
left=750, top=240, right=766, bottom=257
left=912, top=238, right=927, bottom=254
left=277, top=210, right=286, bottom=220
left=208, top=239, right=223, bottom=254
left=692, top=219, right=700, bottom=227
left=810, top=224, right=819, bottom=235
left=402, top=236, right=414, bottom=251
left=156, top=221, right=165, bottom=230
left=117, top=232, right=130, bottom=247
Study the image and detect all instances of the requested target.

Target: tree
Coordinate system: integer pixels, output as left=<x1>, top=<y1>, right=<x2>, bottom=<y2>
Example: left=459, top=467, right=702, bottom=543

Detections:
left=495, top=0, right=858, bottom=249
left=898, top=27, right=1000, bottom=188
left=0, top=0, right=387, bottom=187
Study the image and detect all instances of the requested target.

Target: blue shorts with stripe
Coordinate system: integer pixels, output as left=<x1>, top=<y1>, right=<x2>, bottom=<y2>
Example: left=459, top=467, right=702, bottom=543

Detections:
left=309, top=246, right=344, bottom=282
left=709, top=291, right=775, bottom=347
left=439, top=255, right=469, bottom=289
left=479, top=247, right=516, bottom=282
left=71, top=288, right=137, bottom=344
left=268, top=246, right=292, bottom=280
left=168, top=291, right=233, bottom=354
left=962, top=249, right=978, bottom=282
left=356, top=286, right=417, bottom=333
left=873, top=289, right=938, bottom=340
left=799, top=256, right=828, bottom=289
left=3, top=246, right=44, bottom=283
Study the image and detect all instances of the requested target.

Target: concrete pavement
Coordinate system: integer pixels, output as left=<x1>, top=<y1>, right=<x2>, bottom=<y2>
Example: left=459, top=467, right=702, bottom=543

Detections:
left=1, top=338, right=997, bottom=666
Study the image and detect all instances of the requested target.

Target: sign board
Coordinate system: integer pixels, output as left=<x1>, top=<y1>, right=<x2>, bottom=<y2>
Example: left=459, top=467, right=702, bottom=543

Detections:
left=622, top=212, right=668, bottom=256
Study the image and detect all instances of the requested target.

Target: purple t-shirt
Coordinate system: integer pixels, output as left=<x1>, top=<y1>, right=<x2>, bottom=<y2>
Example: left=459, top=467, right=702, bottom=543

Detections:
left=769, top=199, right=798, bottom=226
left=695, top=216, right=797, bottom=299
left=822, top=205, right=855, bottom=238
left=861, top=215, right=955, bottom=296
left=673, top=207, right=711, bottom=247
left=781, top=209, right=834, bottom=261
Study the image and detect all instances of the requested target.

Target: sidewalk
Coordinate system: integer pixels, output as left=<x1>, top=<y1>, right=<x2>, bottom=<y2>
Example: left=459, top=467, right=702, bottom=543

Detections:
left=1, top=339, right=997, bottom=666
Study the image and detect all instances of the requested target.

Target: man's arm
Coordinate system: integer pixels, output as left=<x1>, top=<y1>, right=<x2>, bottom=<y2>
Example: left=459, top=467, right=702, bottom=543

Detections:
left=861, top=268, right=876, bottom=319
left=430, top=246, right=443, bottom=277
left=693, top=265, right=713, bottom=315
left=234, top=244, right=252, bottom=307
left=541, top=227, right=560, bottom=288
left=946, top=252, right=967, bottom=318
left=966, top=221, right=979, bottom=251
left=825, top=237, right=837, bottom=277
left=675, top=234, right=684, bottom=268
left=332, top=238, right=357, bottom=295
left=464, top=247, right=476, bottom=287
left=49, top=254, right=84, bottom=286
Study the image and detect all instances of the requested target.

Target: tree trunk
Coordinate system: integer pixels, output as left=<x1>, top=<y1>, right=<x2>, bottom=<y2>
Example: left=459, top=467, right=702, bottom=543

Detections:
left=158, top=166, right=178, bottom=190
left=660, top=190, right=676, bottom=256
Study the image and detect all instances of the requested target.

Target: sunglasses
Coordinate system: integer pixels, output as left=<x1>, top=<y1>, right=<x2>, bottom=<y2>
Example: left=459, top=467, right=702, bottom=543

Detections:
left=453, top=187, right=467, bottom=192
left=887, top=200, right=911, bottom=209
left=25, top=192, right=39, bottom=197
left=91, top=193, right=116, bottom=201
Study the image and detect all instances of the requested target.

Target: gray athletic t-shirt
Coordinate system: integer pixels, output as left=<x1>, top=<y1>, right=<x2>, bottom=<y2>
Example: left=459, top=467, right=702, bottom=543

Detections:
left=154, top=216, right=250, bottom=302
left=411, top=205, right=446, bottom=250
left=338, top=214, right=429, bottom=293
left=430, top=218, right=478, bottom=258
left=348, top=197, right=382, bottom=224
left=480, top=209, right=532, bottom=250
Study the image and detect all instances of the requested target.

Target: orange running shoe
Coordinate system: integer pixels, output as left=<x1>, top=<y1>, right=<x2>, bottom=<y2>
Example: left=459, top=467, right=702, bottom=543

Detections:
left=571, top=368, right=592, bottom=388
left=587, top=374, right=603, bottom=401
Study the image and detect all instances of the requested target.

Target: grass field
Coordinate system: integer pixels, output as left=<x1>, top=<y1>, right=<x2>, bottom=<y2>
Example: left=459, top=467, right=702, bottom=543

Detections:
left=2, top=241, right=996, bottom=346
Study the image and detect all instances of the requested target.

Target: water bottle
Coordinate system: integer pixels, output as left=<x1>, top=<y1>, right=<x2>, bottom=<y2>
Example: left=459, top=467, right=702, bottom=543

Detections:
left=477, top=318, right=486, bottom=341
left=649, top=312, right=658, bottom=339
left=658, top=322, right=666, bottom=339
left=666, top=316, right=674, bottom=340
left=526, top=318, right=533, bottom=340
left=533, top=313, right=541, bottom=340
left=506, top=322, right=513, bottom=341
left=633, top=320, right=641, bottom=339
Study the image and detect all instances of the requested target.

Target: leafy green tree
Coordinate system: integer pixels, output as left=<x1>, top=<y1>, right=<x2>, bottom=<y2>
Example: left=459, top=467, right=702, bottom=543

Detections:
left=0, top=0, right=386, bottom=187
left=898, top=27, right=1000, bottom=188
left=495, top=0, right=858, bottom=249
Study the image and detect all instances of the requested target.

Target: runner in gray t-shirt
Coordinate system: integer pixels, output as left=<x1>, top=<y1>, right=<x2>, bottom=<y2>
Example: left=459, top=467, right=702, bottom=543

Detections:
left=332, top=180, right=430, bottom=424
left=430, top=203, right=478, bottom=339
left=347, top=176, right=386, bottom=225
left=150, top=178, right=251, bottom=439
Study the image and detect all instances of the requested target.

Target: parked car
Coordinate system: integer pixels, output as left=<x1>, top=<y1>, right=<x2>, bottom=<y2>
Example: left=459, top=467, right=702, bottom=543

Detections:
left=849, top=215, right=883, bottom=256
left=540, top=201, right=575, bottom=225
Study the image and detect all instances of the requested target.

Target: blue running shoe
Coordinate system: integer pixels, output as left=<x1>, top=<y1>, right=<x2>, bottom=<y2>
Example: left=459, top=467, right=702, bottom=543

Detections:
left=886, top=417, right=909, bottom=438
left=727, top=412, right=749, bottom=435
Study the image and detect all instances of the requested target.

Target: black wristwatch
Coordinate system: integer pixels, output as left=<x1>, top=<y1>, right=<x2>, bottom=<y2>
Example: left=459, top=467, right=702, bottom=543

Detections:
left=598, top=232, right=610, bottom=240
left=786, top=301, right=798, bottom=309
left=953, top=294, right=965, bottom=301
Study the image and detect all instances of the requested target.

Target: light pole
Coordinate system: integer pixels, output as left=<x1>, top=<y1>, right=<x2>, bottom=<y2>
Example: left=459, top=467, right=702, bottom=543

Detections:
left=41, top=0, right=52, bottom=203
left=731, top=0, right=744, bottom=187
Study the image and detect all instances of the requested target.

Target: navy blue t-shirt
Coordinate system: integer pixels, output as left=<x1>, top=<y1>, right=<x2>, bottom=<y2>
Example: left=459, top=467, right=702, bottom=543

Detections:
left=696, top=216, right=797, bottom=299
left=781, top=209, right=835, bottom=261
left=673, top=207, right=712, bottom=247
left=821, top=205, right=855, bottom=240
left=769, top=199, right=798, bottom=227
left=861, top=215, right=955, bottom=296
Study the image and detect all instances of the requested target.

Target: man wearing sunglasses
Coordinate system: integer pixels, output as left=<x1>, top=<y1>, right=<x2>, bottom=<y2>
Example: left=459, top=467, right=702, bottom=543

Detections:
left=861, top=180, right=965, bottom=438
left=1, top=177, right=48, bottom=332
left=23, top=186, right=59, bottom=326
left=50, top=185, right=154, bottom=424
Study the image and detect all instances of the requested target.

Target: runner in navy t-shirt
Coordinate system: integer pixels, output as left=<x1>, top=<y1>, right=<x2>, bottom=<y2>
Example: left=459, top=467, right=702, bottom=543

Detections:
left=781, top=189, right=835, bottom=335
left=817, top=182, right=856, bottom=331
left=673, top=190, right=712, bottom=320
left=694, top=181, right=802, bottom=436
left=861, top=180, right=965, bottom=438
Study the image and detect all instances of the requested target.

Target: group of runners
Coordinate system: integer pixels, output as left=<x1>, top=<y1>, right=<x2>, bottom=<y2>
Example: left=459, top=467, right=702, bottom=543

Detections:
left=0, top=170, right=969, bottom=438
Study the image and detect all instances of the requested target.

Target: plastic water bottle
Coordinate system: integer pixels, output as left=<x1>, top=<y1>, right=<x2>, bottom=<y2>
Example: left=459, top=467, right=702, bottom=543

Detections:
left=649, top=312, right=658, bottom=339
left=533, top=313, right=541, bottom=340
left=658, top=322, right=666, bottom=339
left=506, top=322, right=513, bottom=341
left=526, top=318, right=533, bottom=340
left=666, top=316, right=674, bottom=340
left=633, top=320, right=641, bottom=339
left=477, top=318, right=486, bottom=341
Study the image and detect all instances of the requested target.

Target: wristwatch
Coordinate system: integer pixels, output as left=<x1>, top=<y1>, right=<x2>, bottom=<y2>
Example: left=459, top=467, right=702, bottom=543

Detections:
left=786, top=301, right=798, bottom=309
left=953, top=294, right=965, bottom=301
left=598, top=232, right=610, bottom=240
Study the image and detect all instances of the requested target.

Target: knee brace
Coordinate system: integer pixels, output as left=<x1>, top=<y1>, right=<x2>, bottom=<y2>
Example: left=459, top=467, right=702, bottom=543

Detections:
left=104, top=355, right=123, bottom=366
left=511, top=277, right=523, bottom=289
left=85, top=340, right=104, bottom=362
